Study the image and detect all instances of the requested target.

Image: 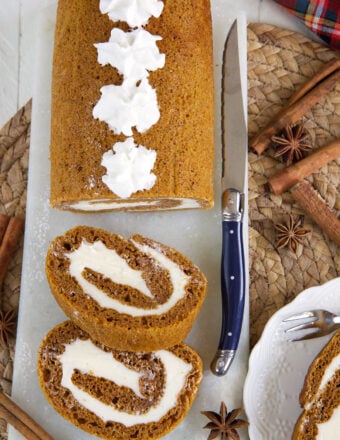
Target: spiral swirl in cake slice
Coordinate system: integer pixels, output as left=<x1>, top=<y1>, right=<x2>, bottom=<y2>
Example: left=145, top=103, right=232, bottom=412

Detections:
left=45, top=226, right=207, bottom=351
left=292, top=331, right=340, bottom=439
left=38, top=321, right=203, bottom=440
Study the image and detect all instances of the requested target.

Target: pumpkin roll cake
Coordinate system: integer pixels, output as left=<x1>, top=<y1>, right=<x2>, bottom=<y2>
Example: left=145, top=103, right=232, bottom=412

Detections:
left=38, top=320, right=203, bottom=440
left=45, top=226, right=207, bottom=352
left=50, top=0, right=214, bottom=211
left=292, top=331, right=340, bottom=439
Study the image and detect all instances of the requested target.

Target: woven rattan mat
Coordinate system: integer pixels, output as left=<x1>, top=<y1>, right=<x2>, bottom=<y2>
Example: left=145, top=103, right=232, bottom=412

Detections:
left=0, top=22, right=339, bottom=436
left=247, top=23, right=340, bottom=348
left=0, top=99, right=30, bottom=436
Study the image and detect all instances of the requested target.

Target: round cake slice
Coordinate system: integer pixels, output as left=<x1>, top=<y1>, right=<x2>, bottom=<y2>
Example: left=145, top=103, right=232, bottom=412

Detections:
left=292, top=331, right=340, bottom=439
left=45, top=225, right=207, bottom=351
left=38, top=320, right=203, bottom=440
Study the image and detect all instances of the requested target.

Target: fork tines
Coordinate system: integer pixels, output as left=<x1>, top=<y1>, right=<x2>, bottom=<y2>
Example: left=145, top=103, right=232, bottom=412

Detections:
left=283, top=311, right=316, bottom=322
left=283, top=311, right=320, bottom=341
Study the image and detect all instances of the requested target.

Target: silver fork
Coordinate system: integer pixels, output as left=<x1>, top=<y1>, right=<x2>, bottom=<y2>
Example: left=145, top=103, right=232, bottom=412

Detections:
left=283, top=310, right=340, bottom=341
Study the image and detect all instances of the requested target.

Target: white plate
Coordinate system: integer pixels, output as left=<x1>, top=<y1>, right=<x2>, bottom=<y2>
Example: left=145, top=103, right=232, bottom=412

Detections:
left=243, top=277, right=340, bottom=440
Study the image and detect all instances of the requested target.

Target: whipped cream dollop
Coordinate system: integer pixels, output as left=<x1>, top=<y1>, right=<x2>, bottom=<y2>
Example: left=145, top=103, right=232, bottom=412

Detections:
left=93, top=79, right=160, bottom=136
left=58, top=338, right=192, bottom=426
left=99, top=0, right=164, bottom=27
left=101, top=137, right=156, bottom=198
left=95, top=28, right=165, bottom=81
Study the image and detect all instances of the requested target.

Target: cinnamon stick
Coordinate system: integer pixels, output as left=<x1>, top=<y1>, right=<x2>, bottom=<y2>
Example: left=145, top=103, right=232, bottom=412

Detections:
left=287, top=58, right=340, bottom=106
left=0, top=215, right=24, bottom=290
left=291, top=182, right=340, bottom=246
left=268, top=138, right=340, bottom=195
left=250, top=69, right=340, bottom=155
left=0, top=391, right=53, bottom=440
left=0, top=216, right=10, bottom=243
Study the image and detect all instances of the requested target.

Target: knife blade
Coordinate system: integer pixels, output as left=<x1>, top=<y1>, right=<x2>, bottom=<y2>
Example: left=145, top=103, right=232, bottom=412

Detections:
left=210, top=17, right=248, bottom=376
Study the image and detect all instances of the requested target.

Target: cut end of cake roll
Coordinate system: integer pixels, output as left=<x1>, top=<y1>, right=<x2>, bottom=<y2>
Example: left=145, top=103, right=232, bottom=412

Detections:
left=38, top=320, right=203, bottom=440
left=45, top=226, right=207, bottom=352
left=49, top=0, right=214, bottom=212
left=292, top=331, right=340, bottom=439
left=51, top=196, right=213, bottom=212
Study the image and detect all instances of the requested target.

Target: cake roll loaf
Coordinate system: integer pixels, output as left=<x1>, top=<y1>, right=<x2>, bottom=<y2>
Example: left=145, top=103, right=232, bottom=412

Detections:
left=292, top=331, right=340, bottom=439
left=46, top=226, right=207, bottom=351
left=50, top=0, right=214, bottom=212
left=38, top=320, right=203, bottom=440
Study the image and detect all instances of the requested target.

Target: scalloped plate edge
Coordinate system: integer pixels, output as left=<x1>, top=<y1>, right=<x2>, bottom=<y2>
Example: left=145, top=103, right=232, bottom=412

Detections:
left=243, top=277, right=340, bottom=439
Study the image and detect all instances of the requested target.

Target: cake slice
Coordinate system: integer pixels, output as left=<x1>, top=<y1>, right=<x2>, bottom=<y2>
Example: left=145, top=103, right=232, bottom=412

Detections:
left=45, top=226, right=207, bottom=351
left=292, top=331, right=340, bottom=439
left=38, top=320, right=203, bottom=440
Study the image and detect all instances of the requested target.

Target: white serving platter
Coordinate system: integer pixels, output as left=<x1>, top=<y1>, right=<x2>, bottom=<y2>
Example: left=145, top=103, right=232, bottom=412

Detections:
left=244, top=278, right=340, bottom=440
left=10, top=1, right=250, bottom=439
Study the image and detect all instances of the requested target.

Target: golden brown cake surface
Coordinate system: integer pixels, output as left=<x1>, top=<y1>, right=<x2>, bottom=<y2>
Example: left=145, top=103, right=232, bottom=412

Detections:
left=50, top=0, right=214, bottom=211
left=292, top=332, right=340, bottom=439
left=38, top=320, right=203, bottom=440
left=45, top=226, right=207, bottom=351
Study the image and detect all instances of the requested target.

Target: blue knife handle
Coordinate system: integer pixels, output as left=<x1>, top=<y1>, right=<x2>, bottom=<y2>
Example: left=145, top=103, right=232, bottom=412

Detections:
left=211, top=188, right=245, bottom=376
left=220, top=220, right=245, bottom=350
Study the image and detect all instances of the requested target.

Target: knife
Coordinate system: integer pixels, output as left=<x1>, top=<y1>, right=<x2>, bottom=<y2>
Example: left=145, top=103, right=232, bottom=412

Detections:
left=210, top=17, right=248, bottom=376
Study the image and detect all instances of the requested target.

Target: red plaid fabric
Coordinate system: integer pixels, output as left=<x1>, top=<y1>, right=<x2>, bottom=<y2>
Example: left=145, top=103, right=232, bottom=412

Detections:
left=273, top=0, right=340, bottom=51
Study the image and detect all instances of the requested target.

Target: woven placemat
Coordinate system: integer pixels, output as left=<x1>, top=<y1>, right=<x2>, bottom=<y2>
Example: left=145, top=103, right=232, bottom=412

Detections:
left=0, top=99, right=31, bottom=437
left=247, top=23, right=340, bottom=348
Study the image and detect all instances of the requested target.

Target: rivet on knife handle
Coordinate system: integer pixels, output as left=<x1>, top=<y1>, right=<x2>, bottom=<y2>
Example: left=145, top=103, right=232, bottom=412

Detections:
left=211, top=188, right=245, bottom=376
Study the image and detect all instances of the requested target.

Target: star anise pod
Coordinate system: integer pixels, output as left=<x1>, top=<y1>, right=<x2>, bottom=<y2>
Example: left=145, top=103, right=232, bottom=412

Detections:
left=271, top=124, right=312, bottom=165
left=0, top=308, right=17, bottom=347
left=201, top=401, right=249, bottom=440
left=275, top=215, right=310, bottom=253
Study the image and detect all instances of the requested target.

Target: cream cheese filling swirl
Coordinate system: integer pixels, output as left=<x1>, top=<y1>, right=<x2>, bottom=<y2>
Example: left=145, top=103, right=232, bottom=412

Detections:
left=65, top=239, right=190, bottom=316
left=58, top=338, right=192, bottom=426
